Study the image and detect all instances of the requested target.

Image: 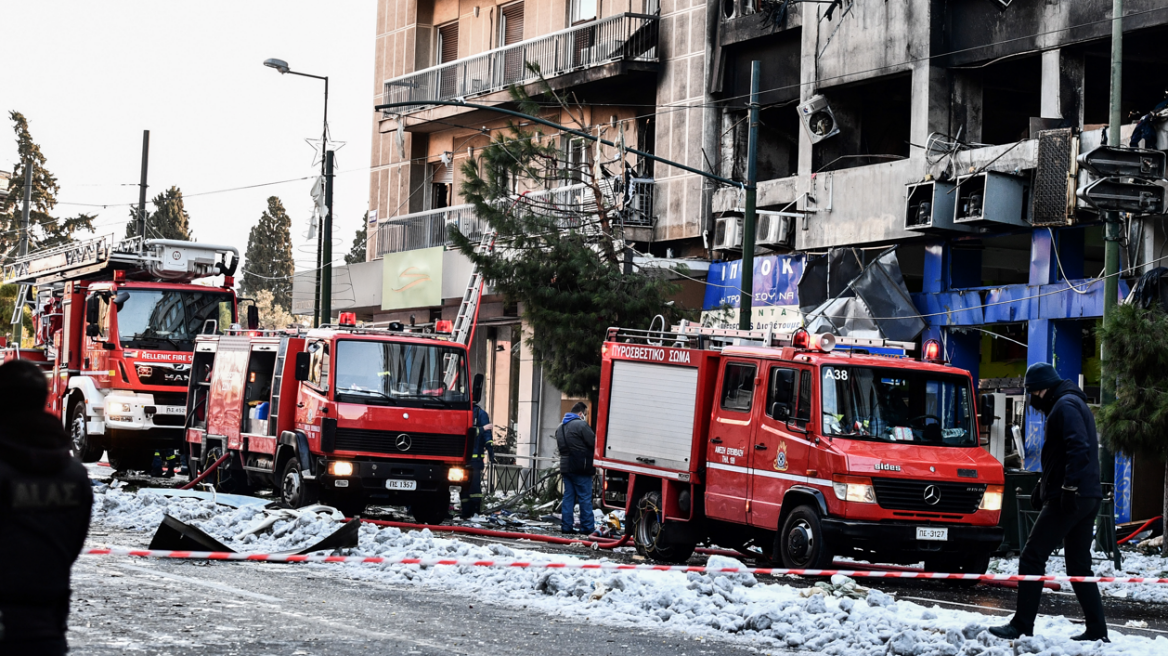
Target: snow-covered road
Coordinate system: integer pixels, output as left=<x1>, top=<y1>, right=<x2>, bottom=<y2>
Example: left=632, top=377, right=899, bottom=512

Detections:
left=71, top=485, right=1168, bottom=655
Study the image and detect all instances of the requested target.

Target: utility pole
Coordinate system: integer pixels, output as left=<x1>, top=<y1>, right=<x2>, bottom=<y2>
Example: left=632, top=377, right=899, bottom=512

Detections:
left=137, top=130, right=150, bottom=244
left=1100, top=0, right=1123, bottom=486
left=15, top=160, right=32, bottom=347
left=312, top=76, right=330, bottom=328
left=321, top=150, right=335, bottom=325
left=738, top=61, right=761, bottom=330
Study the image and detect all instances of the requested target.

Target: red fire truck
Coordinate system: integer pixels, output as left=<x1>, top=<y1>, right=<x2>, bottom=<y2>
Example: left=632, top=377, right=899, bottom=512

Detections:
left=596, top=323, right=1005, bottom=572
left=184, top=315, right=480, bottom=522
left=1, top=235, right=241, bottom=471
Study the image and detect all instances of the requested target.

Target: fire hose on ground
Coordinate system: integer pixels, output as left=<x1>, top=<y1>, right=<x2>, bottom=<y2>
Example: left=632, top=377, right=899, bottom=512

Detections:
left=179, top=452, right=231, bottom=491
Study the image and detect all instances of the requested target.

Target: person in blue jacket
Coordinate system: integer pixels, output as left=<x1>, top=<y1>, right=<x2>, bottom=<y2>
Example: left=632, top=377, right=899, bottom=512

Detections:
left=460, top=403, right=495, bottom=519
left=990, top=362, right=1108, bottom=643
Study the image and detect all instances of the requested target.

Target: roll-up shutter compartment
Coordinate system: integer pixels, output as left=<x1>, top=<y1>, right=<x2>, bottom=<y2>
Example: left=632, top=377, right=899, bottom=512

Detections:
left=604, top=360, right=698, bottom=471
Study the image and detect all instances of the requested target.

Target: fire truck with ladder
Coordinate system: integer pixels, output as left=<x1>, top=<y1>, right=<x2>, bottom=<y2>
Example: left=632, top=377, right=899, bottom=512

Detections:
left=183, top=234, right=495, bottom=521
left=596, top=323, right=1005, bottom=573
left=1, top=235, right=242, bottom=471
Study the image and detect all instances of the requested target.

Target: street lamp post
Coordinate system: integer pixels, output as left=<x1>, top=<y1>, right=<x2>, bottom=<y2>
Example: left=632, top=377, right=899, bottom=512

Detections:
left=265, top=58, right=330, bottom=327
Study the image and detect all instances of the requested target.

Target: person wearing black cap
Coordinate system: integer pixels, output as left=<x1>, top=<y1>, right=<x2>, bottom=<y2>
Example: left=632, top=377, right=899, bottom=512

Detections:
left=989, top=362, right=1107, bottom=643
left=0, top=359, right=93, bottom=655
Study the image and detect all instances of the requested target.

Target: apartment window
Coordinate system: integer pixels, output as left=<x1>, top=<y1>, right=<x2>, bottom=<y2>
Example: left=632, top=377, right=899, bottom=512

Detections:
left=429, top=162, right=452, bottom=210
left=571, top=0, right=596, bottom=24
left=564, top=137, right=589, bottom=184
left=500, top=2, right=525, bottom=83
left=437, top=21, right=459, bottom=98
left=499, top=2, right=524, bottom=46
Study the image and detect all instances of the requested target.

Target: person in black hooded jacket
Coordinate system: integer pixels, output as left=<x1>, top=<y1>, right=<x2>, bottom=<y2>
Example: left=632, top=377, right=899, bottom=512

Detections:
left=989, top=362, right=1107, bottom=643
left=0, top=359, right=93, bottom=655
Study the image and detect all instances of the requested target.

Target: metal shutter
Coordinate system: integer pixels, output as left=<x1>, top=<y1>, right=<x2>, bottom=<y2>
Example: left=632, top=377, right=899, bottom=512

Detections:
left=603, top=360, right=699, bottom=471
left=501, top=3, right=524, bottom=45
left=438, top=22, right=459, bottom=63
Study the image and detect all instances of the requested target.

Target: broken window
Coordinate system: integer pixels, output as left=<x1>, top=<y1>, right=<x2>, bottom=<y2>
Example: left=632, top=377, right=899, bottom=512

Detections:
left=812, top=74, right=912, bottom=173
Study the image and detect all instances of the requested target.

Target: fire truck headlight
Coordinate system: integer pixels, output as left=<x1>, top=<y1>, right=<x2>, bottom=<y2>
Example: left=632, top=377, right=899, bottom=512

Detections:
left=979, top=485, right=1004, bottom=512
left=328, top=461, right=354, bottom=477
left=447, top=467, right=467, bottom=483
left=832, top=475, right=876, bottom=504
left=108, top=402, right=131, bottom=414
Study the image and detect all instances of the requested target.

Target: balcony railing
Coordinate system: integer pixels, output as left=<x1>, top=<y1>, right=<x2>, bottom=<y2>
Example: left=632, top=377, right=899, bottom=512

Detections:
left=375, top=180, right=656, bottom=257
left=382, top=13, right=659, bottom=115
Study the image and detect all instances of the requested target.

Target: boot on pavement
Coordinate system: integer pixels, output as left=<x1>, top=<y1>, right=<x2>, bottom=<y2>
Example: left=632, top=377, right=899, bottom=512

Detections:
left=987, top=624, right=1027, bottom=640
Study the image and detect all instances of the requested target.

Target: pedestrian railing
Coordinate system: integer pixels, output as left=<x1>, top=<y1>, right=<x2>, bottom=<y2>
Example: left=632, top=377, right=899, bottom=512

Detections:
left=382, top=13, right=659, bottom=116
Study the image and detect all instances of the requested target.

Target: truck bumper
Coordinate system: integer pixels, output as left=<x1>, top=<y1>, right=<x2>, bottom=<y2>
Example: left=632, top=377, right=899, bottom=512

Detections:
left=319, top=459, right=462, bottom=501
left=822, top=518, right=1004, bottom=557
left=103, top=392, right=187, bottom=433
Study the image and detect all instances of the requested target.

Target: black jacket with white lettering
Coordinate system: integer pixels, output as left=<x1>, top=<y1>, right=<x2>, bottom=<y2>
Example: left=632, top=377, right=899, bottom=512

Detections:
left=0, top=410, right=93, bottom=645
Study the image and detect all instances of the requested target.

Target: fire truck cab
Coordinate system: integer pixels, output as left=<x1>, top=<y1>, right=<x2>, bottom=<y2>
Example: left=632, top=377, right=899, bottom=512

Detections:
left=596, top=323, right=1005, bottom=572
left=186, top=317, right=478, bottom=521
left=1, top=236, right=240, bottom=471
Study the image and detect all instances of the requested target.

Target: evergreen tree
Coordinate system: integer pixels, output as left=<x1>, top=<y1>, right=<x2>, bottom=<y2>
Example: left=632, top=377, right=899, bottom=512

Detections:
left=0, top=283, right=33, bottom=346
left=125, top=186, right=192, bottom=241
left=0, top=111, right=95, bottom=259
left=450, top=78, right=687, bottom=402
left=344, top=213, right=368, bottom=264
left=1097, top=302, right=1168, bottom=532
left=241, top=196, right=295, bottom=312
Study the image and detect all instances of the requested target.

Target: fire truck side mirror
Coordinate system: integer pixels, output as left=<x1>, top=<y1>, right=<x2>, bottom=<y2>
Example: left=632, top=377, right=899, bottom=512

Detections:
left=770, top=402, right=790, bottom=421
left=85, top=295, right=99, bottom=324
left=247, top=305, right=260, bottom=331
left=294, top=352, right=311, bottom=382
left=978, top=394, right=995, bottom=428
left=472, top=373, right=484, bottom=404
left=85, top=324, right=100, bottom=338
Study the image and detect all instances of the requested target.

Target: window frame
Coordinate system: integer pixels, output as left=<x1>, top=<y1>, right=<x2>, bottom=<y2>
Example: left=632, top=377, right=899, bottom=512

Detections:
left=719, top=361, right=757, bottom=414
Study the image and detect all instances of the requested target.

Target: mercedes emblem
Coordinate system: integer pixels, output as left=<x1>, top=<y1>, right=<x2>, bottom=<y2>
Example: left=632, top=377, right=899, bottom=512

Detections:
left=395, top=433, right=412, bottom=452
left=923, top=484, right=942, bottom=506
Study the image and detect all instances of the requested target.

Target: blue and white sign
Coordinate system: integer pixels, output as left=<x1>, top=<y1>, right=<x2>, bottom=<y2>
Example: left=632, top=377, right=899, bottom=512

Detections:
left=701, top=255, right=804, bottom=331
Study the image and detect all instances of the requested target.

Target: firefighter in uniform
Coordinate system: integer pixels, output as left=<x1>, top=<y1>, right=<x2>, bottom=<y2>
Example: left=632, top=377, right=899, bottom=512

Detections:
left=151, top=448, right=180, bottom=478
left=460, top=403, right=495, bottom=519
left=0, top=360, right=93, bottom=655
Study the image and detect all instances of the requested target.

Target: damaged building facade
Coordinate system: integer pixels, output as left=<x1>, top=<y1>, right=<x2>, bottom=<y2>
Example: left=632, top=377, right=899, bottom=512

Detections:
left=301, top=0, right=1168, bottom=519
left=707, top=0, right=1168, bottom=523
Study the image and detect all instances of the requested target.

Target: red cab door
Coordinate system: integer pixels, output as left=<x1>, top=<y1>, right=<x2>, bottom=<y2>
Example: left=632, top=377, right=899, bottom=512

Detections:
left=749, top=365, right=814, bottom=530
left=704, top=359, right=761, bottom=525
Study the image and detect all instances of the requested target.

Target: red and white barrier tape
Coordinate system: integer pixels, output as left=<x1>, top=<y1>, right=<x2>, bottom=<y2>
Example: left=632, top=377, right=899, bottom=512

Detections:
left=81, top=547, right=1168, bottom=585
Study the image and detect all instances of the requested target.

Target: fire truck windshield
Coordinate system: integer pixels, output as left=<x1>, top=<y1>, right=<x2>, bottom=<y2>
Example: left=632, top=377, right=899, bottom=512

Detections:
left=820, top=366, right=975, bottom=447
left=333, top=339, right=470, bottom=409
left=116, top=289, right=235, bottom=350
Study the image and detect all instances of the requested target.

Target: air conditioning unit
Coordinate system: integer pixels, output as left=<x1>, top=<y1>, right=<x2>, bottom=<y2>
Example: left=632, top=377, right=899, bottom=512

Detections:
left=797, top=95, right=840, bottom=144
left=713, top=216, right=743, bottom=250
left=904, top=180, right=972, bottom=233
left=756, top=213, right=793, bottom=248
left=953, top=171, right=1028, bottom=227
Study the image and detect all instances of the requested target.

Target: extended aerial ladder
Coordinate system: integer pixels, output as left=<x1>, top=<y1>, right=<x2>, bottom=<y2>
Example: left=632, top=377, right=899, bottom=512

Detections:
left=443, top=231, right=496, bottom=386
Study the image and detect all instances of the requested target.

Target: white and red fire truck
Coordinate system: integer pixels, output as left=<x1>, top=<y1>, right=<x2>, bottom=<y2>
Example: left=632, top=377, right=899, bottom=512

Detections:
left=184, top=314, right=481, bottom=521
left=1, top=235, right=241, bottom=471
left=595, top=323, right=1005, bottom=572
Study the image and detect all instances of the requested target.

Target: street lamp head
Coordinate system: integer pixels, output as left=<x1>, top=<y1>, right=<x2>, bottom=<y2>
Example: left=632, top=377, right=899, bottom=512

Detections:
left=263, top=58, right=290, bottom=74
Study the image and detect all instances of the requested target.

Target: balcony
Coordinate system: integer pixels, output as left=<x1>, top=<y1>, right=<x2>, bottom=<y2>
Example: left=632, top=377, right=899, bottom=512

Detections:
left=382, top=13, right=659, bottom=117
left=375, top=179, right=656, bottom=257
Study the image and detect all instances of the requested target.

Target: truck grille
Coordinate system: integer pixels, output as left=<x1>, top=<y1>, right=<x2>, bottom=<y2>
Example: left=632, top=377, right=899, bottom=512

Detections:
left=333, top=428, right=466, bottom=458
left=871, top=478, right=985, bottom=514
left=151, top=393, right=187, bottom=407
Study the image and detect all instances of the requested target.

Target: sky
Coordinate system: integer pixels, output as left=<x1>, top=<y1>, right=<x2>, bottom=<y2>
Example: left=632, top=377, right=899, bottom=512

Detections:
left=0, top=0, right=377, bottom=277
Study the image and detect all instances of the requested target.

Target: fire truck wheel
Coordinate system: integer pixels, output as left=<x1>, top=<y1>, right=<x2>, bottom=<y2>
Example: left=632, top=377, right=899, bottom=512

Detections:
left=777, top=505, right=834, bottom=569
left=280, top=457, right=319, bottom=508
left=410, top=491, right=450, bottom=526
left=632, top=491, right=695, bottom=564
left=69, top=402, right=103, bottom=463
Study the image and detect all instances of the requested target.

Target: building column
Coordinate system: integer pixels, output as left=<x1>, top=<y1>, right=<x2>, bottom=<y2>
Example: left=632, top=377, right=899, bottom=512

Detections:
left=1040, top=49, right=1085, bottom=127
left=1023, top=229, right=1056, bottom=471
left=514, top=321, right=540, bottom=466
